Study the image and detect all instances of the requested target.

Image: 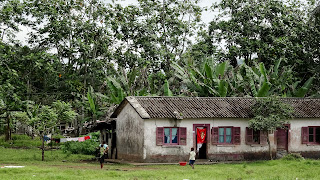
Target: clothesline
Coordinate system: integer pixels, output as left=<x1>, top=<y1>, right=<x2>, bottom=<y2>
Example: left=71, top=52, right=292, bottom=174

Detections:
left=45, top=135, right=92, bottom=143
left=60, top=135, right=91, bottom=143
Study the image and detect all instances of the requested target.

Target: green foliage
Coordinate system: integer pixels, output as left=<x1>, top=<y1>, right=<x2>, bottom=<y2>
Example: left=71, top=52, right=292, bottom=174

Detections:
left=11, top=134, right=31, bottom=140
left=249, top=97, right=294, bottom=131
left=87, top=131, right=100, bottom=140
left=60, top=139, right=99, bottom=155
left=208, top=0, right=319, bottom=96
left=163, top=80, right=173, bottom=96
left=281, top=153, right=305, bottom=161
left=0, top=135, right=42, bottom=148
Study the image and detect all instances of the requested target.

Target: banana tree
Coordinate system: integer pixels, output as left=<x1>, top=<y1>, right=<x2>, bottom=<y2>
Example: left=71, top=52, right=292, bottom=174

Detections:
left=173, top=58, right=314, bottom=98
left=172, top=58, right=232, bottom=97
left=84, top=86, right=108, bottom=125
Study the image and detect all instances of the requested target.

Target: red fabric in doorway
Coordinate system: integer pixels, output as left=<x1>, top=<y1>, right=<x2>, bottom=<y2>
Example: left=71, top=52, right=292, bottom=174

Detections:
left=197, top=128, right=206, bottom=144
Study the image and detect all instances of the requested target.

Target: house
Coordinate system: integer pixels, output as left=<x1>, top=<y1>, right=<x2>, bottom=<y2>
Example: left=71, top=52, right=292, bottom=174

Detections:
left=110, top=96, right=320, bottom=162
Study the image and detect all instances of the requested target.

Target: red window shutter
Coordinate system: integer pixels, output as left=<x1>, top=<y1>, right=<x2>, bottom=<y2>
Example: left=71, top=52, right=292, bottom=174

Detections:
left=301, top=127, right=308, bottom=144
left=179, top=127, right=187, bottom=145
left=212, top=127, right=219, bottom=145
left=246, top=127, right=253, bottom=145
left=156, top=127, right=164, bottom=146
left=233, top=127, right=241, bottom=145
left=260, top=130, right=268, bottom=145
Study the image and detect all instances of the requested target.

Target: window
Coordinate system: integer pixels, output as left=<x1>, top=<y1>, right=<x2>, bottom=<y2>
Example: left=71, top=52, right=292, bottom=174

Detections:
left=156, top=127, right=187, bottom=146
left=245, top=127, right=267, bottom=145
left=211, top=127, right=240, bottom=145
left=219, top=127, right=232, bottom=143
left=164, top=128, right=178, bottom=144
left=302, top=127, right=320, bottom=144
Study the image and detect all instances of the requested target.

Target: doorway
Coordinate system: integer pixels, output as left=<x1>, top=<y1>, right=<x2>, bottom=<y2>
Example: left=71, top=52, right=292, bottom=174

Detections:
left=193, top=124, right=210, bottom=159
left=276, top=125, right=290, bottom=151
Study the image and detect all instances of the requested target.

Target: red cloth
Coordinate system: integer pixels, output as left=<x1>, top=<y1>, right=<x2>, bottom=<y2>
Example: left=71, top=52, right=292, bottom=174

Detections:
left=84, top=136, right=90, bottom=140
left=197, top=128, right=206, bottom=144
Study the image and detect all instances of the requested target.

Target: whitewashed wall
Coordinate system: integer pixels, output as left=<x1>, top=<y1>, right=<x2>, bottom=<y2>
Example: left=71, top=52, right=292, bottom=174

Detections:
left=117, top=103, right=145, bottom=161
left=288, top=118, right=320, bottom=152
left=116, top=103, right=320, bottom=161
left=143, top=118, right=273, bottom=160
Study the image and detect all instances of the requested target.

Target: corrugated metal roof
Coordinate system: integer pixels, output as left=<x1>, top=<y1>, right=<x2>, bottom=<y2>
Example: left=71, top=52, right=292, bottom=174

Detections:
left=110, top=97, right=320, bottom=119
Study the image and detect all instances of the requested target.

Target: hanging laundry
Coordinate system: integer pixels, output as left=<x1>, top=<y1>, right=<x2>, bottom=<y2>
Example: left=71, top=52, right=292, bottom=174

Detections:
left=197, top=128, right=206, bottom=144
left=196, top=128, right=206, bottom=152
left=78, top=137, right=85, bottom=142
left=66, top=138, right=79, bottom=142
left=44, top=135, right=50, bottom=142
left=84, top=136, right=90, bottom=140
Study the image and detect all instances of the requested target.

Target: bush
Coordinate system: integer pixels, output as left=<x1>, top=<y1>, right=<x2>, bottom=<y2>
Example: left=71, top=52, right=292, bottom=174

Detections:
left=12, top=134, right=32, bottom=140
left=0, top=134, right=42, bottom=148
left=52, top=134, right=65, bottom=139
left=281, top=153, right=304, bottom=161
left=87, top=131, right=100, bottom=140
left=60, top=139, right=99, bottom=155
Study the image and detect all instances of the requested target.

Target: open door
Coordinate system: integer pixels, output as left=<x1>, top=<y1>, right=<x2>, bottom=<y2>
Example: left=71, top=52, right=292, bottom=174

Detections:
left=193, top=124, right=210, bottom=159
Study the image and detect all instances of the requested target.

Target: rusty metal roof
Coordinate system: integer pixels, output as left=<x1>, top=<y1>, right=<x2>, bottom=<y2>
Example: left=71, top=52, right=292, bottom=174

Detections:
left=110, top=97, right=320, bottom=119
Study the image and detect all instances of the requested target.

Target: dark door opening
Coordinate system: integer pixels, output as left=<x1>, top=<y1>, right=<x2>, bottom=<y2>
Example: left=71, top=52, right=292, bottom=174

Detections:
left=196, top=127, right=207, bottom=159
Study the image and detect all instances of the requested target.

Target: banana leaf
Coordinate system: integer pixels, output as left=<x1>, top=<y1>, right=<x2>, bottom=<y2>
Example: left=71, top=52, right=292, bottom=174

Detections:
left=163, top=80, right=173, bottom=96
left=215, top=61, right=228, bottom=78
left=257, top=82, right=271, bottom=97
left=218, top=80, right=228, bottom=97
left=294, top=77, right=314, bottom=97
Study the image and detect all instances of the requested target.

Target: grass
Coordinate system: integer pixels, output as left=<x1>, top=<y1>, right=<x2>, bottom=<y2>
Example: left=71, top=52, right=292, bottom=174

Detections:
left=1, top=147, right=320, bottom=180
left=0, top=135, right=43, bottom=148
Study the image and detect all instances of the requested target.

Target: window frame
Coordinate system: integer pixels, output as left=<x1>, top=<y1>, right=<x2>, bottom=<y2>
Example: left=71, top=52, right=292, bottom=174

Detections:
left=218, top=126, right=234, bottom=144
left=246, top=128, right=261, bottom=144
left=163, top=127, right=179, bottom=145
left=307, top=126, right=320, bottom=144
left=156, top=127, right=187, bottom=146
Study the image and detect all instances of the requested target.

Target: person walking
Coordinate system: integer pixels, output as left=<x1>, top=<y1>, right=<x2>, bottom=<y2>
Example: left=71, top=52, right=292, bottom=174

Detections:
left=99, top=141, right=109, bottom=169
left=189, top=147, right=196, bottom=169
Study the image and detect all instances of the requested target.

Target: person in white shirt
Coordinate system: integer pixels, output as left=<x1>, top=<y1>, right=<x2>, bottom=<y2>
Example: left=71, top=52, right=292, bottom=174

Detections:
left=189, top=147, right=196, bottom=169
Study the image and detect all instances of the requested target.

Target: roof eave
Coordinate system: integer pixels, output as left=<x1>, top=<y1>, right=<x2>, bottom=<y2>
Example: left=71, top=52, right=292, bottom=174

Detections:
left=110, top=96, right=151, bottom=119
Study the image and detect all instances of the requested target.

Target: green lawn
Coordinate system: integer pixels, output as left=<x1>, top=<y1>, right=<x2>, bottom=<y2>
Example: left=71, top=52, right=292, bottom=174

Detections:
left=1, top=147, right=320, bottom=180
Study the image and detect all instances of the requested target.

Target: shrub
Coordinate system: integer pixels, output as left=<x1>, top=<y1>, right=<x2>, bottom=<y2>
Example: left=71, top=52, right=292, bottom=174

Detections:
left=60, top=139, right=99, bottom=155
left=281, top=153, right=304, bottom=161
left=0, top=134, right=42, bottom=148
left=52, top=134, right=65, bottom=139
left=12, top=134, right=32, bottom=140
left=87, top=131, right=100, bottom=140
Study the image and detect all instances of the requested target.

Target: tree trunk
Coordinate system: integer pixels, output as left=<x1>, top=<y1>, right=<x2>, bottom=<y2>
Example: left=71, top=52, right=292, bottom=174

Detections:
left=267, top=135, right=273, bottom=160
left=5, top=113, right=11, bottom=141
left=41, top=135, right=45, bottom=161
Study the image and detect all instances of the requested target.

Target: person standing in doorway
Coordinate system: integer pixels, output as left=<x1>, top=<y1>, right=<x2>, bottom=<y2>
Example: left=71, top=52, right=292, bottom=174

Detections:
left=189, top=147, right=196, bottom=169
left=99, top=141, right=109, bottom=169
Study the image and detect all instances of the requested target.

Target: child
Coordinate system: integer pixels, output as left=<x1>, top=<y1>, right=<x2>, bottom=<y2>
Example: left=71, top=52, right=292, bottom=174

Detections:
left=99, top=141, right=109, bottom=169
left=189, top=147, right=196, bottom=169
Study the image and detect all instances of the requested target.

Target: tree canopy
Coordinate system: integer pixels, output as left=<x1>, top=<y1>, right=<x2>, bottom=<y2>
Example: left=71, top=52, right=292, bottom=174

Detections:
left=0, top=0, right=319, bottom=138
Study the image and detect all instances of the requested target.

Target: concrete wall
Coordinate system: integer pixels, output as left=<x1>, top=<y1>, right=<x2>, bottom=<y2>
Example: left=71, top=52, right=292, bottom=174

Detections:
left=289, top=118, right=320, bottom=158
left=143, top=118, right=274, bottom=162
left=116, top=108, right=320, bottom=162
left=116, top=104, right=144, bottom=162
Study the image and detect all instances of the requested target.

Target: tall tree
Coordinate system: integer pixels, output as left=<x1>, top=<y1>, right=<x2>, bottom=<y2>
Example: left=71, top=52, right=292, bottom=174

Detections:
left=206, top=0, right=319, bottom=96
left=23, top=101, right=76, bottom=161
left=249, top=97, right=294, bottom=160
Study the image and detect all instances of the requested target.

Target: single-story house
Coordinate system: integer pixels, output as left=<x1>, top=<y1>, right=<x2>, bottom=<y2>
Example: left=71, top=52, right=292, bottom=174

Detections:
left=110, top=96, right=320, bottom=162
